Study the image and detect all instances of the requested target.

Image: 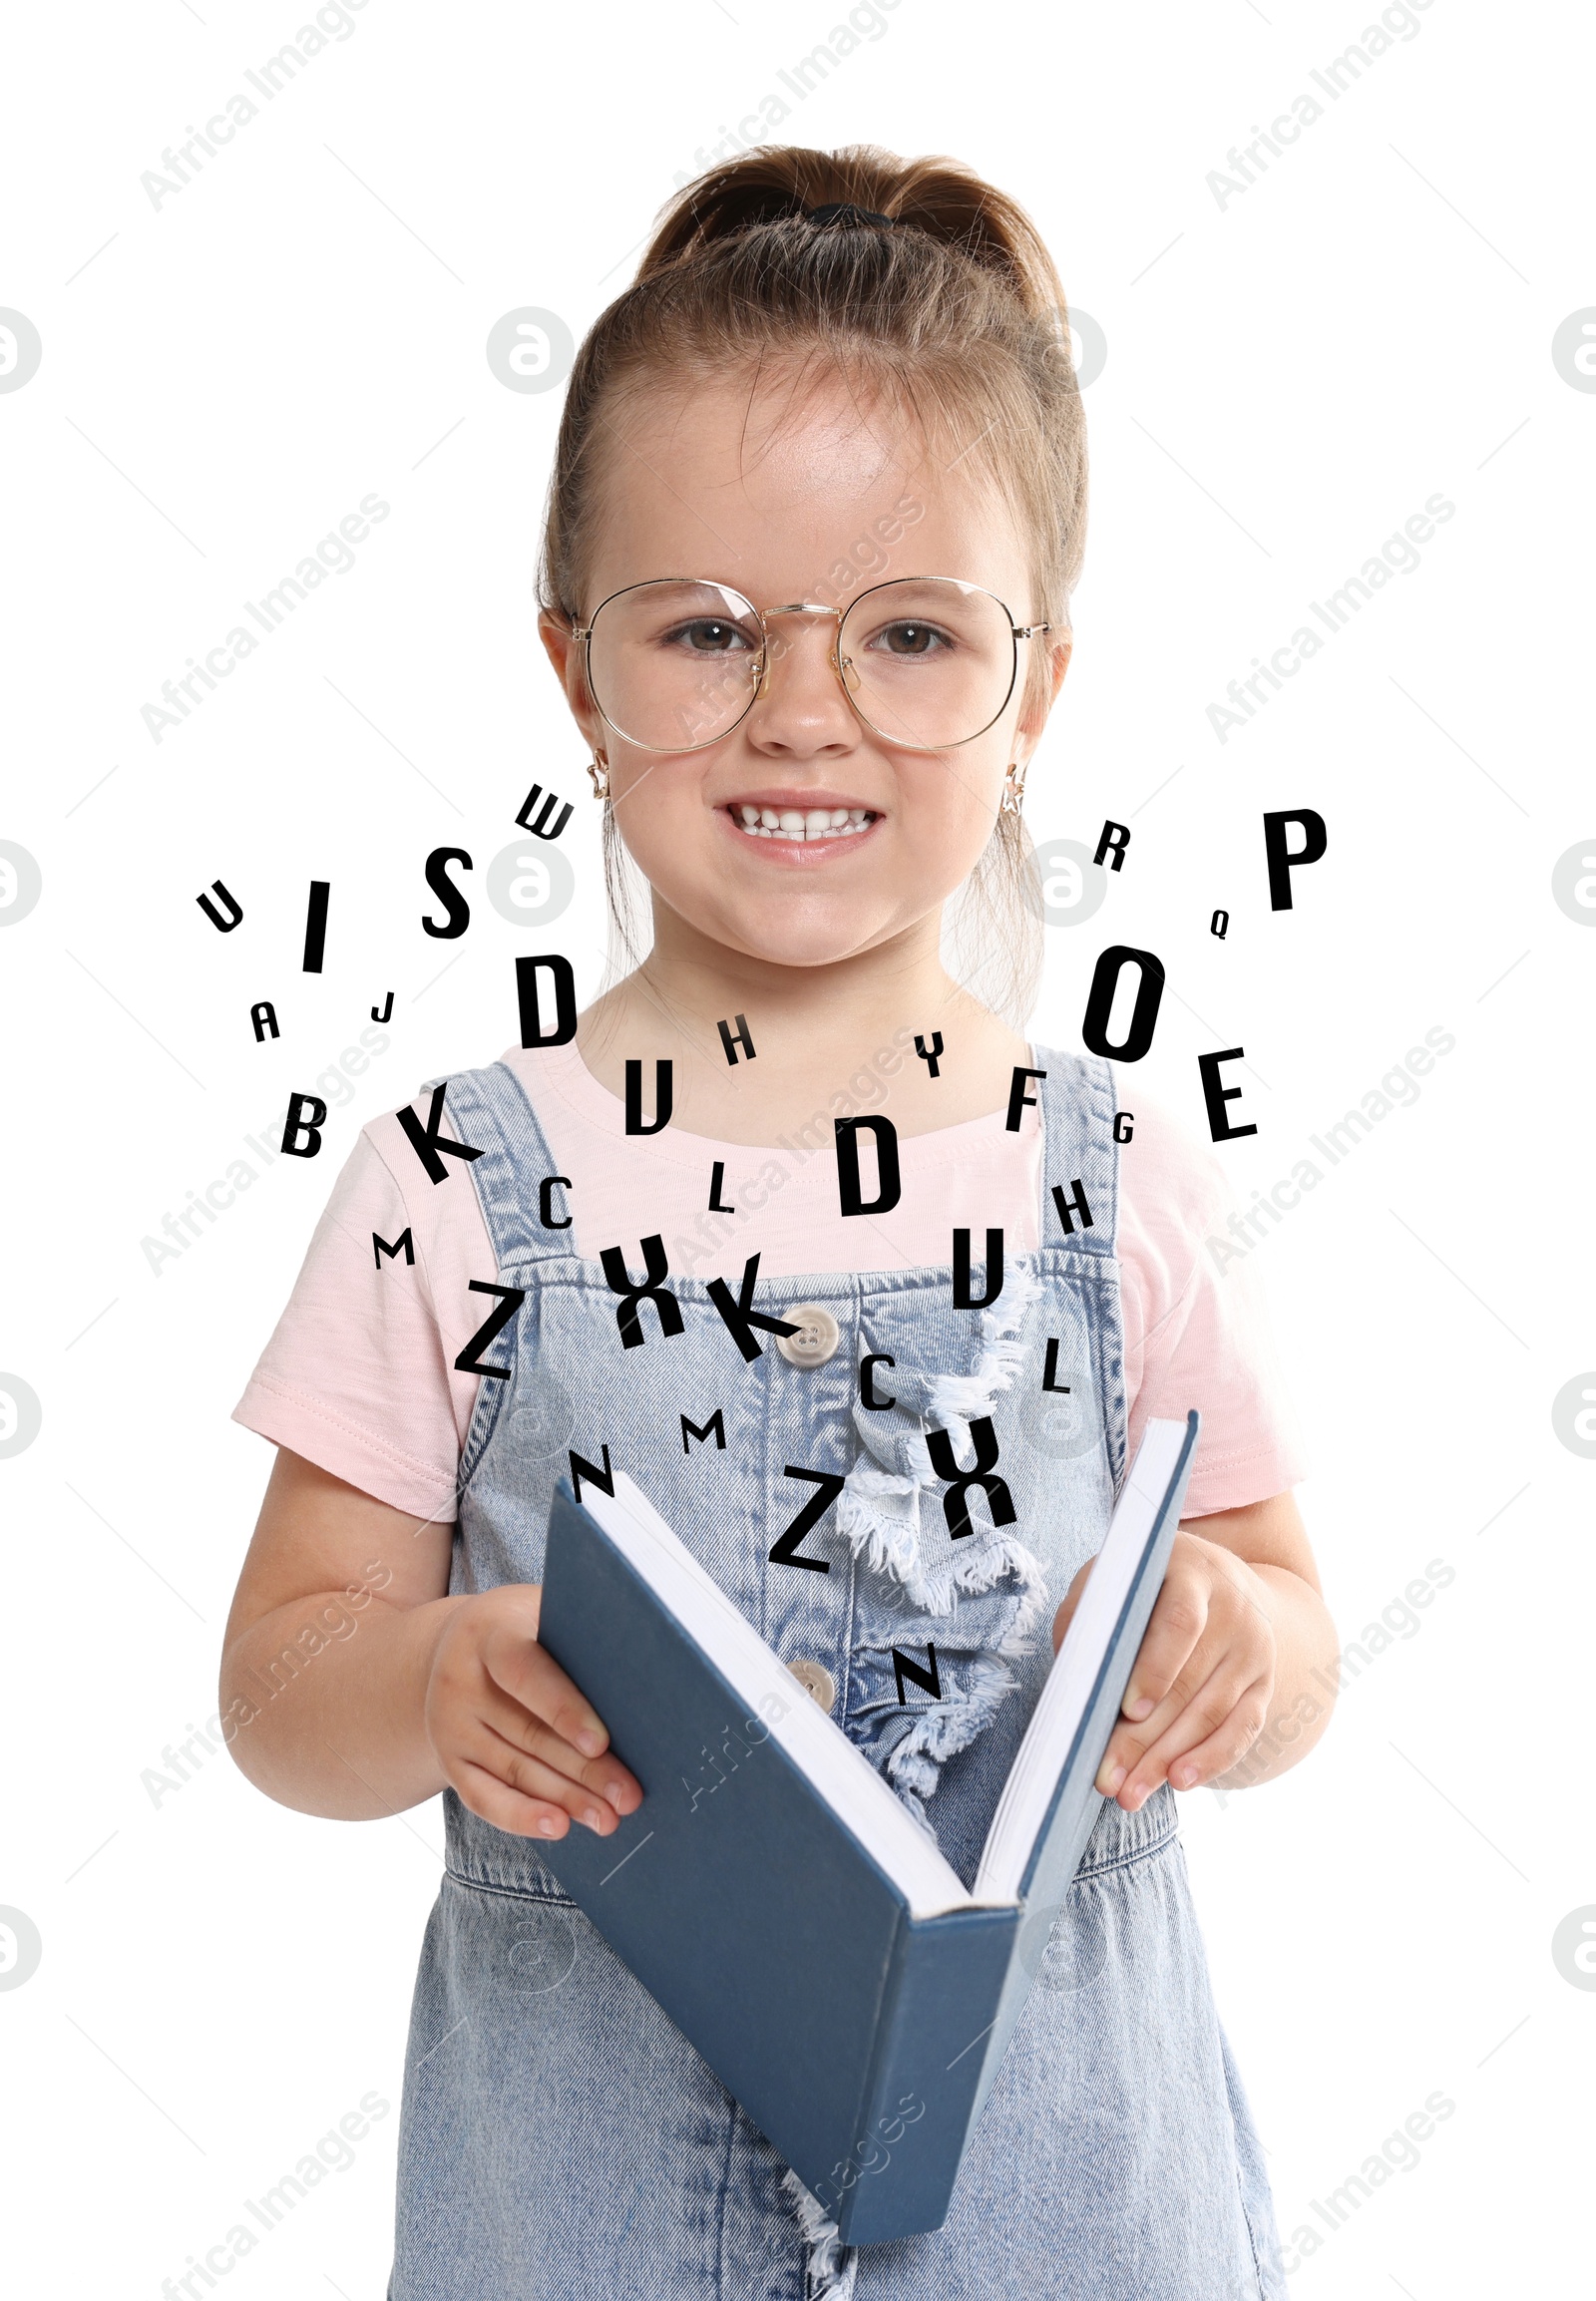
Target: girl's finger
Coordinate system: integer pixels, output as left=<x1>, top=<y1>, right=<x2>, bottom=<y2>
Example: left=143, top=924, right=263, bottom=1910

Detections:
left=1119, top=1567, right=1211, bottom=1722
left=484, top=1630, right=615, bottom=1761
left=475, top=1681, right=641, bottom=1812
left=455, top=1722, right=625, bottom=1833
left=1163, top=1691, right=1274, bottom=1792
left=1094, top=1652, right=1252, bottom=1796
left=1114, top=1668, right=1270, bottom=1806
left=451, top=1754, right=585, bottom=1841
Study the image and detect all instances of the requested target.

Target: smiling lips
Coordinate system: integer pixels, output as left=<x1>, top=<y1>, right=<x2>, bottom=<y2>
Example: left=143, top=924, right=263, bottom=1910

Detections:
left=729, top=803, right=877, bottom=844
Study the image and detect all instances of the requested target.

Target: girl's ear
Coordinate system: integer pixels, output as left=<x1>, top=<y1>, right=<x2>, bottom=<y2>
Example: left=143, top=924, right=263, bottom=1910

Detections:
left=1012, top=631, right=1073, bottom=765
left=538, top=607, right=605, bottom=751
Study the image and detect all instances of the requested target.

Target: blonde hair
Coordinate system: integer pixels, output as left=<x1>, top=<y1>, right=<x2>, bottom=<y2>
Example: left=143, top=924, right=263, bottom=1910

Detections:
left=539, top=143, right=1088, bottom=1022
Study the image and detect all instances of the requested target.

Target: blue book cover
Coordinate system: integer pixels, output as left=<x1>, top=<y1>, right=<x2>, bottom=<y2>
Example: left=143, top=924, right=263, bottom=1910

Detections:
left=534, top=1411, right=1198, bottom=2245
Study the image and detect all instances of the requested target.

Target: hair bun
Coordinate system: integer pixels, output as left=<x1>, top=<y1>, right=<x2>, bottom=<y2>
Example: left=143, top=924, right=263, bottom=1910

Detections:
left=637, top=143, right=1064, bottom=319
left=803, top=200, right=899, bottom=228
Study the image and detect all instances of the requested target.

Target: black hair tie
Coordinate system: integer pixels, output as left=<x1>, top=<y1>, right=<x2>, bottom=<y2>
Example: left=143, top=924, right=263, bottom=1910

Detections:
left=804, top=200, right=898, bottom=228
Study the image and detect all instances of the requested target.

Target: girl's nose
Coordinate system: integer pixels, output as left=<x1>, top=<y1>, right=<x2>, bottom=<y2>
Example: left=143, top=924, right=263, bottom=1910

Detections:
left=744, top=617, right=860, bottom=758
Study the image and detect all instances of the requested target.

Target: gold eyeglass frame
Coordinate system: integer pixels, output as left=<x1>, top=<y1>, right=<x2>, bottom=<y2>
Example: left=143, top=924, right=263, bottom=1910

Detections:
left=570, top=576, right=1051, bottom=757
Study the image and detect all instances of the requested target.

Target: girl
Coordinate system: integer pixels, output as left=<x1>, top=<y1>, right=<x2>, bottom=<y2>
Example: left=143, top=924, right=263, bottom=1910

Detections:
left=222, top=146, right=1336, bottom=2300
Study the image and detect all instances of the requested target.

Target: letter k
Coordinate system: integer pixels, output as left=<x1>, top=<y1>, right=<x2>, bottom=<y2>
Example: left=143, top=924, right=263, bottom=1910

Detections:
left=706, top=1253, right=802, bottom=1363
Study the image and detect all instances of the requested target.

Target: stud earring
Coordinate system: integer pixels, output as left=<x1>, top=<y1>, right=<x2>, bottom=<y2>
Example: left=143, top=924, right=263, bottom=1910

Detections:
left=587, top=751, right=609, bottom=801
left=999, top=762, right=1026, bottom=817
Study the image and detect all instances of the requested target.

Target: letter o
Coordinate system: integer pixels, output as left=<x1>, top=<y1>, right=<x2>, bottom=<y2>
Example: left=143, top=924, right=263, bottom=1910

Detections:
left=1081, top=945, right=1165, bottom=1063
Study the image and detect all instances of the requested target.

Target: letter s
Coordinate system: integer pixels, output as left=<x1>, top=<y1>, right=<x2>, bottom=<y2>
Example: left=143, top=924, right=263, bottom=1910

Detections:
left=422, top=847, right=472, bottom=939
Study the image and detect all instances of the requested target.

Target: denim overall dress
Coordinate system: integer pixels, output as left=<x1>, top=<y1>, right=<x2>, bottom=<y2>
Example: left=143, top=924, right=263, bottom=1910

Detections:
left=388, top=1049, right=1285, bottom=2301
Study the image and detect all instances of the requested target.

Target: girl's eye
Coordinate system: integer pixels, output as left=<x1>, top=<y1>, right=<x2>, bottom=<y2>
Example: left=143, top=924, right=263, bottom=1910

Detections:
left=867, top=620, right=953, bottom=658
left=663, top=618, right=756, bottom=655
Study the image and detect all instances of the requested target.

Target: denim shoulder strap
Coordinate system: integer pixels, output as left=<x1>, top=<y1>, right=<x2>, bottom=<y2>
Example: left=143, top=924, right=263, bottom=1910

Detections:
left=1029, top=1043, right=1119, bottom=1256
left=425, top=1059, right=577, bottom=1277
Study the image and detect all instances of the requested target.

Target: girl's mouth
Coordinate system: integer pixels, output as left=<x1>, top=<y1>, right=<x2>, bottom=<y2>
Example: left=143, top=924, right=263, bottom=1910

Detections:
left=726, top=803, right=879, bottom=844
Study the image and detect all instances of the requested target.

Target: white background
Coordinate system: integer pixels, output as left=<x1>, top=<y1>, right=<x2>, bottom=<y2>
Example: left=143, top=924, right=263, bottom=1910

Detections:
left=2, top=0, right=1592, bottom=2292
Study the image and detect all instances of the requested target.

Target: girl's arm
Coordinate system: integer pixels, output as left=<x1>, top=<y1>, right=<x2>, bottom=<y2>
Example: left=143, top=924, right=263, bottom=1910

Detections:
left=1053, top=1488, right=1339, bottom=1808
left=218, top=1447, right=641, bottom=1837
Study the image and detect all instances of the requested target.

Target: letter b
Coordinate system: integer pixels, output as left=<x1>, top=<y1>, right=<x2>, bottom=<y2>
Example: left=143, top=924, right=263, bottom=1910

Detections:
left=281, top=1092, right=327, bottom=1158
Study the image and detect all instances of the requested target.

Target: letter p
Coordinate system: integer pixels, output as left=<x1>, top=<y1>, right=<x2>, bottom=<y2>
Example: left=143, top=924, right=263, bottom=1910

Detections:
left=1263, top=809, right=1328, bottom=911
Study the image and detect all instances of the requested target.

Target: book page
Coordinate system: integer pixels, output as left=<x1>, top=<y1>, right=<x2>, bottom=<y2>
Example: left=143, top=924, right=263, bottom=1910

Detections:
left=971, top=1417, right=1190, bottom=1904
left=586, top=1475, right=975, bottom=1919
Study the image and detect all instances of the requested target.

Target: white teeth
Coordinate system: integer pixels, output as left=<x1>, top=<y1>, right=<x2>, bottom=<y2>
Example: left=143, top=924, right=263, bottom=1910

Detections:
left=729, top=807, right=876, bottom=841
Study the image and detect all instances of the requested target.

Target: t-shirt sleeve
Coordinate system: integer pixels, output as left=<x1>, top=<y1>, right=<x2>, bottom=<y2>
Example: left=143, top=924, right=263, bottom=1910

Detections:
left=231, top=1126, right=468, bottom=1522
left=1117, top=1098, right=1308, bottom=1517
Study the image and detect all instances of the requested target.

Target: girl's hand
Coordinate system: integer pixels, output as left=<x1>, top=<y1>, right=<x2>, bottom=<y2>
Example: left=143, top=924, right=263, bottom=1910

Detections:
left=1051, top=1529, right=1277, bottom=1809
left=424, top=1584, right=643, bottom=1839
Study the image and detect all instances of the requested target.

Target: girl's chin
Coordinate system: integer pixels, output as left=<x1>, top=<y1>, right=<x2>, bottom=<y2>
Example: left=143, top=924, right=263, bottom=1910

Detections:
left=697, top=904, right=905, bottom=969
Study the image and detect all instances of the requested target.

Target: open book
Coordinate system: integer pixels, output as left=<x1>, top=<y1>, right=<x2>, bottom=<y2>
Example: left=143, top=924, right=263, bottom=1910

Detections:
left=535, top=1412, right=1198, bottom=2246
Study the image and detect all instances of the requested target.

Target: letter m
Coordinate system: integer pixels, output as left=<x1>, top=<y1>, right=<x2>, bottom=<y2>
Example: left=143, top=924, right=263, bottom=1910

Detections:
left=373, top=1228, right=415, bottom=1268
left=681, top=1410, right=726, bottom=1453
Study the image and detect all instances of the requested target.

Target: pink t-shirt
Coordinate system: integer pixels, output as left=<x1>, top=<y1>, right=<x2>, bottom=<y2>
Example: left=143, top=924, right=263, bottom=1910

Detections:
left=233, top=1041, right=1305, bottom=1522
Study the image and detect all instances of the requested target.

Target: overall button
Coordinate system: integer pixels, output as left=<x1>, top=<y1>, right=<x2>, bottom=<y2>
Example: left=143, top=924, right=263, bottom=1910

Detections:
left=787, top=1658, right=836, bottom=1713
left=776, top=1304, right=840, bottom=1367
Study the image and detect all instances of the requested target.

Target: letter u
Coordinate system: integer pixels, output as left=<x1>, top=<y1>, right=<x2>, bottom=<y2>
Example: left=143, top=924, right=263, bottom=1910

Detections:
left=197, top=879, right=243, bottom=932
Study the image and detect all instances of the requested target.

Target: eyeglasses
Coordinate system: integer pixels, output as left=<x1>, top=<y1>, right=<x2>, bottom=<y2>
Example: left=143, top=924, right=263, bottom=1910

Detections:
left=572, top=576, right=1051, bottom=756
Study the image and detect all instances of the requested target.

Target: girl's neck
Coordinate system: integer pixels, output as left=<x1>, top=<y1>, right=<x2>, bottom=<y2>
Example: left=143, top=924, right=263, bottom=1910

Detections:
left=574, top=905, right=1031, bottom=1146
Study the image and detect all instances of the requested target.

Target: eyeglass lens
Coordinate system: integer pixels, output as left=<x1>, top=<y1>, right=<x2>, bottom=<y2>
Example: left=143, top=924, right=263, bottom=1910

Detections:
left=585, top=577, right=1017, bottom=753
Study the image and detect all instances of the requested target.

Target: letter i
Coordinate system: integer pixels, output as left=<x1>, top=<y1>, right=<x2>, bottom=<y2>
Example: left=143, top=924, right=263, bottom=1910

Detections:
left=302, top=880, right=329, bottom=972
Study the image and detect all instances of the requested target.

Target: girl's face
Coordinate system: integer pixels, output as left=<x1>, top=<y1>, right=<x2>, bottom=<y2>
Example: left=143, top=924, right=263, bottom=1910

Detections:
left=541, top=368, right=1069, bottom=971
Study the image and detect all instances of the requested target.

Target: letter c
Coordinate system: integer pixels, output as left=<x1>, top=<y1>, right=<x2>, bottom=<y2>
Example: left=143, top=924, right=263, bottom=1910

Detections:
left=1272, top=112, right=1300, bottom=143
left=739, top=114, right=763, bottom=141
left=860, top=1353, right=897, bottom=1411
left=205, top=646, right=236, bottom=678
left=206, top=2243, right=236, bottom=2273
left=539, top=1175, right=573, bottom=1230
left=1270, top=645, right=1300, bottom=678
left=1277, top=1714, right=1303, bottom=1743
left=1271, top=1178, right=1299, bottom=1212
left=205, top=1178, right=234, bottom=1212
